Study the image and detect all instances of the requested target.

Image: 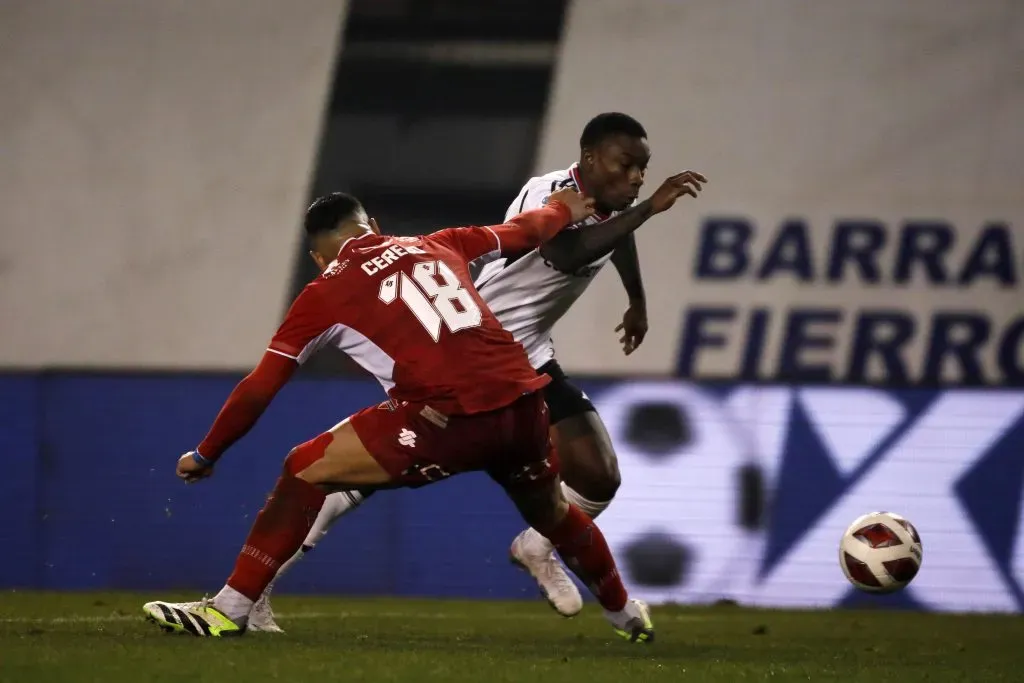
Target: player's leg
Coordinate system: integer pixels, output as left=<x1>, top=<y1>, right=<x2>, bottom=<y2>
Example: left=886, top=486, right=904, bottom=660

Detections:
left=250, top=396, right=410, bottom=630
left=249, top=488, right=374, bottom=633
left=248, top=425, right=386, bottom=631
left=144, top=417, right=393, bottom=635
left=488, top=392, right=651, bottom=642
left=554, top=411, right=620, bottom=513
left=500, top=474, right=653, bottom=643
left=217, top=419, right=391, bottom=614
left=543, top=359, right=620, bottom=513
left=510, top=360, right=617, bottom=615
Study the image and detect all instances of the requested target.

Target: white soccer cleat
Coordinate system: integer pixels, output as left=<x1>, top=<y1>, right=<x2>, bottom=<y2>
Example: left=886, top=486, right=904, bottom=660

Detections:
left=510, top=528, right=583, bottom=617
left=247, top=592, right=284, bottom=634
left=604, top=599, right=654, bottom=644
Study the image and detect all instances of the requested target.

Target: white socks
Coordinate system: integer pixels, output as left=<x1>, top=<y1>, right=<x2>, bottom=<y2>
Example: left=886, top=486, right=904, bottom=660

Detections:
left=304, top=490, right=366, bottom=547
left=560, top=481, right=612, bottom=519
left=213, top=585, right=254, bottom=622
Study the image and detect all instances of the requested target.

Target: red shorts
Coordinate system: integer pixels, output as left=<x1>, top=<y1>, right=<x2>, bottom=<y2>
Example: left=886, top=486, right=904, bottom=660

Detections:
left=349, top=391, right=558, bottom=489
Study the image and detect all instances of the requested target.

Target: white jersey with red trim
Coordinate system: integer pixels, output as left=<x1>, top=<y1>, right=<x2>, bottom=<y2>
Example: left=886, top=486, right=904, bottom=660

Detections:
left=473, top=163, right=619, bottom=369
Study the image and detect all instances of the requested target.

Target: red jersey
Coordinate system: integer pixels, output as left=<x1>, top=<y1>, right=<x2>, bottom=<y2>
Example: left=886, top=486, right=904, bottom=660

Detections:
left=268, top=226, right=553, bottom=414
left=196, top=202, right=574, bottom=461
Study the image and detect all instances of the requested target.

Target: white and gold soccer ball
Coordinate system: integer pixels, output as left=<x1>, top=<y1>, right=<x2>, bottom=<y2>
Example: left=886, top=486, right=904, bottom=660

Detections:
left=839, top=512, right=923, bottom=593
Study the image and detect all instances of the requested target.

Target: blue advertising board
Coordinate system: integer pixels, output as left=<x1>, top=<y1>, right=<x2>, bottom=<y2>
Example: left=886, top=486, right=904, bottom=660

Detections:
left=2, top=374, right=1022, bottom=612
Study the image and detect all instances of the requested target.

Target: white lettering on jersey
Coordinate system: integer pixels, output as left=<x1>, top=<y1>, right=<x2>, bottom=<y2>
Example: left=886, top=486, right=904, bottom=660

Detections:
left=379, top=260, right=482, bottom=342
left=360, top=243, right=427, bottom=276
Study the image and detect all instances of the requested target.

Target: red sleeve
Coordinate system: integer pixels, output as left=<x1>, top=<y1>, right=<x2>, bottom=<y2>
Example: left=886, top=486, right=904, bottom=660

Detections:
left=267, top=284, right=333, bottom=362
left=431, top=201, right=573, bottom=261
left=196, top=285, right=332, bottom=462
left=487, top=201, right=574, bottom=256
left=196, top=350, right=297, bottom=461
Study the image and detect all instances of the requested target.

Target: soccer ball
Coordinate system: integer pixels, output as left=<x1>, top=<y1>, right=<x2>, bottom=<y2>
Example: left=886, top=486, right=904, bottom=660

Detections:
left=839, top=511, right=923, bottom=593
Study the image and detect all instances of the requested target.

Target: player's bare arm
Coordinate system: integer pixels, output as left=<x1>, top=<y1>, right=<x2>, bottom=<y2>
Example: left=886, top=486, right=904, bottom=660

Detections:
left=539, top=170, right=708, bottom=274
left=611, top=236, right=648, bottom=354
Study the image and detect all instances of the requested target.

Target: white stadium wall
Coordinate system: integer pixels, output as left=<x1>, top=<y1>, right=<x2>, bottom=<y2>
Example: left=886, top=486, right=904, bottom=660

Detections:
left=0, top=0, right=347, bottom=369
left=540, top=0, right=1024, bottom=384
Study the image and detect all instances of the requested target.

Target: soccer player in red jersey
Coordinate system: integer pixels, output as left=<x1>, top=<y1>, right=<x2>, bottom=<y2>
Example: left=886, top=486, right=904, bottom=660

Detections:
left=142, top=187, right=655, bottom=642
left=248, top=116, right=707, bottom=629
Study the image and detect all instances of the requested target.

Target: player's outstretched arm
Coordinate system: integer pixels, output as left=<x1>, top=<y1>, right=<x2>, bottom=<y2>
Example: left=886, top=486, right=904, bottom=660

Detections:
left=175, top=285, right=329, bottom=483
left=541, top=170, right=707, bottom=273
left=176, top=351, right=296, bottom=483
left=488, top=187, right=594, bottom=256
left=434, top=188, right=592, bottom=262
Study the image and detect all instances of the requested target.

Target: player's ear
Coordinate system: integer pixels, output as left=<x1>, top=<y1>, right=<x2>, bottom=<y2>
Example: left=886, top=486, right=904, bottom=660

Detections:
left=310, top=250, right=327, bottom=272
left=369, top=217, right=381, bottom=235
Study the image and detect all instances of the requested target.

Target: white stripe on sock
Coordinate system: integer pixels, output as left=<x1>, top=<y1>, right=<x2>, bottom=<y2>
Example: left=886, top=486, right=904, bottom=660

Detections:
left=561, top=482, right=611, bottom=519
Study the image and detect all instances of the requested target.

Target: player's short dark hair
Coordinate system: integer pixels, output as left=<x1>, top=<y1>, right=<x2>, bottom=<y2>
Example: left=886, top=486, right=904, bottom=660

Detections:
left=579, top=112, right=647, bottom=149
left=304, top=192, right=365, bottom=237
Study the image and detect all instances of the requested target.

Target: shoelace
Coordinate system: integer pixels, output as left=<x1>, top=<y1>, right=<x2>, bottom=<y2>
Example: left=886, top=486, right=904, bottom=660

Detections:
left=188, top=595, right=213, bottom=613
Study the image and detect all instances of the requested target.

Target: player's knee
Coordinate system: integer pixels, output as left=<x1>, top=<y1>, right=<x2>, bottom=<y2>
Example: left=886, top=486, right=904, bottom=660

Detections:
left=570, top=446, right=621, bottom=502
left=590, top=462, right=621, bottom=501
left=283, top=432, right=333, bottom=480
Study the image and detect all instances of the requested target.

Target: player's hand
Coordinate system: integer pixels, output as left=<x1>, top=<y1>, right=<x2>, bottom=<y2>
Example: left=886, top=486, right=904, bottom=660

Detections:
left=648, top=171, right=707, bottom=214
left=177, top=451, right=214, bottom=484
left=548, top=187, right=596, bottom=224
left=615, top=302, right=648, bottom=355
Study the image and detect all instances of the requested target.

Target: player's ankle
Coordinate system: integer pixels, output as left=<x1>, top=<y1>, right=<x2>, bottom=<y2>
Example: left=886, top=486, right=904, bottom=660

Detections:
left=215, top=585, right=255, bottom=622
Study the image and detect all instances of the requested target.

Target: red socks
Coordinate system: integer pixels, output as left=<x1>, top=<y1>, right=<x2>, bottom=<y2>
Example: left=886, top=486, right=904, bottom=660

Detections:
left=224, top=476, right=627, bottom=614
left=543, top=504, right=628, bottom=612
left=226, top=475, right=326, bottom=600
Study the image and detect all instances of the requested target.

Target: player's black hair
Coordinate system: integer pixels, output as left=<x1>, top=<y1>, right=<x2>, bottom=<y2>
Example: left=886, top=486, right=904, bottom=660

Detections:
left=304, top=192, right=365, bottom=237
left=579, top=112, right=647, bottom=149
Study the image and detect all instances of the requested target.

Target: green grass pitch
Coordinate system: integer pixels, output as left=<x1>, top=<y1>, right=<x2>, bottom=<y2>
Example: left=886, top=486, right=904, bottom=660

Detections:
left=2, top=591, right=1024, bottom=682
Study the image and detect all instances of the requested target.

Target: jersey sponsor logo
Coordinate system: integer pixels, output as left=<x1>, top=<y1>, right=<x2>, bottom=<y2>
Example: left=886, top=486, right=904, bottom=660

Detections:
left=398, top=428, right=417, bottom=447
left=541, top=255, right=602, bottom=278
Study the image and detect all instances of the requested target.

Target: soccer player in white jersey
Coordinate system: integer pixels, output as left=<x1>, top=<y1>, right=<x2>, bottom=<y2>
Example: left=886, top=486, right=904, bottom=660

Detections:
left=247, top=113, right=707, bottom=631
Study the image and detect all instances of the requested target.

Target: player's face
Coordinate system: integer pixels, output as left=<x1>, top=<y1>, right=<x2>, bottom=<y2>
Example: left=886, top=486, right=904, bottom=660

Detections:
left=584, top=135, right=650, bottom=212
